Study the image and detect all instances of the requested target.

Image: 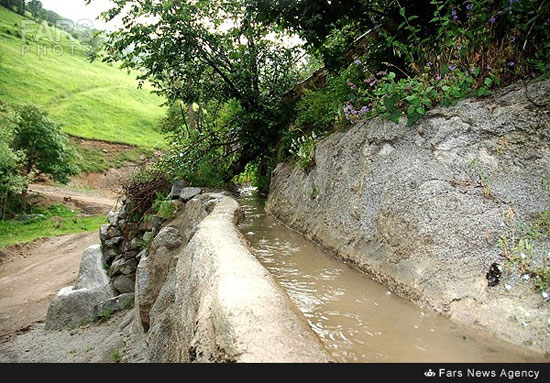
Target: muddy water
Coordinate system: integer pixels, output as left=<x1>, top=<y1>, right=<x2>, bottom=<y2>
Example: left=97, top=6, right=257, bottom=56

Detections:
left=238, top=191, right=549, bottom=363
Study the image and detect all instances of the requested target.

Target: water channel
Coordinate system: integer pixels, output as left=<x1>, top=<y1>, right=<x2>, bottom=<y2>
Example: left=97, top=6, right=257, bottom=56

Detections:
left=238, top=190, right=549, bottom=363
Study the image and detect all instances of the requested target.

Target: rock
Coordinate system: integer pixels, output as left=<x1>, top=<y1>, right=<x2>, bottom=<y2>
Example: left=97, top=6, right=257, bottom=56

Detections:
left=152, top=216, right=164, bottom=231
left=118, top=204, right=127, bottom=220
left=108, top=211, right=119, bottom=225
left=179, top=187, right=202, bottom=203
left=102, top=148, right=109, bottom=154
left=111, top=258, right=138, bottom=276
left=266, top=79, right=550, bottom=354
left=118, top=219, right=126, bottom=230
left=107, top=226, right=122, bottom=239
left=104, top=236, right=123, bottom=248
left=125, top=237, right=141, bottom=252
left=122, top=250, right=138, bottom=260
left=99, top=224, right=110, bottom=242
left=136, top=249, right=147, bottom=261
left=152, top=227, right=182, bottom=251
left=170, top=180, right=189, bottom=200
left=102, top=248, right=118, bottom=265
left=98, top=293, right=135, bottom=317
left=45, top=245, right=115, bottom=330
left=113, top=274, right=136, bottom=294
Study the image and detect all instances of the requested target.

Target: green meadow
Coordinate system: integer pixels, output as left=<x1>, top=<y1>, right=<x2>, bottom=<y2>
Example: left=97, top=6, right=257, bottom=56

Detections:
left=0, top=5, right=166, bottom=148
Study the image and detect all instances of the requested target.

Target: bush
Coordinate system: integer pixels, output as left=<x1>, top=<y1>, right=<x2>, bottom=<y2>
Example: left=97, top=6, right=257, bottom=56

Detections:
left=12, top=104, right=79, bottom=184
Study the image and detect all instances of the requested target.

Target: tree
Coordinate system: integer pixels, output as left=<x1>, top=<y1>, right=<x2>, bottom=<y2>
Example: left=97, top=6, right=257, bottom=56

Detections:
left=11, top=104, right=78, bottom=185
left=0, top=105, right=27, bottom=219
left=27, top=0, right=42, bottom=18
left=91, top=0, right=300, bottom=182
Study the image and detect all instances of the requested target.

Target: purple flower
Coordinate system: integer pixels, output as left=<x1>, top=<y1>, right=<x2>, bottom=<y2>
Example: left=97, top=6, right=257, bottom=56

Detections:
left=355, top=59, right=362, bottom=65
left=435, top=74, right=441, bottom=81
left=466, top=3, right=473, bottom=10
left=452, top=9, right=458, bottom=20
left=486, top=64, right=492, bottom=71
left=489, top=16, right=496, bottom=24
left=376, top=71, right=387, bottom=77
left=427, top=62, right=433, bottom=67
left=448, top=64, right=456, bottom=71
left=508, top=61, right=515, bottom=67
left=457, top=44, right=462, bottom=51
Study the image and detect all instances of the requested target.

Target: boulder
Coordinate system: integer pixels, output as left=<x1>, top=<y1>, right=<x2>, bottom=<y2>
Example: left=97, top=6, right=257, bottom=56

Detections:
left=107, top=211, right=119, bottom=225
left=107, top=226, right=122, bottom=239
left=45, top=245, right=115, bottom=330
left=170, top=180, right=189, bottom=200
left=104, top=236, right=123, bottom=248
left=113, top=274, right=136, bottom=294
left=99, top=224, right=110, bottom=242
left=179, top=187, right=202, bottom=203
left=111, top=258, right=138, bottom=276
left=98, top=293, right=135, bottom=317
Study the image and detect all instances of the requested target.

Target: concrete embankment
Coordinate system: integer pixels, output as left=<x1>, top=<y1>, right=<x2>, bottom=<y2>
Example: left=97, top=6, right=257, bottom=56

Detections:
left=128, top=192, right=331, bottom=362
left=266, top=80, right=550, bottom=354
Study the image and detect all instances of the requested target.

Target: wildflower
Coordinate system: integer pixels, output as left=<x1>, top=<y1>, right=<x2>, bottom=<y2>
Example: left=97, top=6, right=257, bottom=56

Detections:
left=427, top=62, right=432, bottom=67
left=466, top=3, right=473, bottom=10
left=360, top=106, right=369, bottom=114
left=355, top=59, right=362, bottom=65
left=486, top=64, right=492, bottom=71
left=522, top=274, right=530, bottom=281
left=435, top=74, right=441, bottom=81
left=347, top=81, right=357, bottom=90
left=179, top=153, right=184, bottom=158
left=452, top=9, right=458, bottom=20
left=448, top=64, right=456, bottom=71
left=508, top=61, right=515, bottom=67
left=489, top=16, right=496, bottom=24
left=376, top=71, right=387, bottom=77
left=457, top=44, right=462, bottom=51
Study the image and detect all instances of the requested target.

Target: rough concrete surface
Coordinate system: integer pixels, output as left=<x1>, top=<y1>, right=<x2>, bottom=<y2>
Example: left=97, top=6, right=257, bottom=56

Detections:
left=129, top=193, right=332, bottom=363
left=267, top=80, right=550, bottom=354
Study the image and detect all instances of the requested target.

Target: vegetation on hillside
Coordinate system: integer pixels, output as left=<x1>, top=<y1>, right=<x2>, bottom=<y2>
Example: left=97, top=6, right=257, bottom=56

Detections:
left=0, top=5, right=165, bottom=147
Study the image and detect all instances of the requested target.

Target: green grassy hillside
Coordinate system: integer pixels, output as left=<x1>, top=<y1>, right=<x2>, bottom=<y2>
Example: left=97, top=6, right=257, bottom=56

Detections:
left=0, top=6, right=165, bottom=148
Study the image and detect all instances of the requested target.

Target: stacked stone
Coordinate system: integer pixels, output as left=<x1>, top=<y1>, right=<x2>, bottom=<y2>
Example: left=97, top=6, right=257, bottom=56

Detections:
left=99, top=204, right=164, bottom=295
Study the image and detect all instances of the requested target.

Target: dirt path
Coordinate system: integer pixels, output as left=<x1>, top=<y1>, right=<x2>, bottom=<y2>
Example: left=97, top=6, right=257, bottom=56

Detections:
left=0, top=184, right=118, bottom=338
left=0, top=231, right=100, bottom=338
left=28, top=184, right=118, bottom=214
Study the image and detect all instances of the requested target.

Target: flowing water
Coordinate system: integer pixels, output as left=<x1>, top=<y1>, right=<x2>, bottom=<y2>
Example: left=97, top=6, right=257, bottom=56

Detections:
left=238, top=190, right=549, bottom=363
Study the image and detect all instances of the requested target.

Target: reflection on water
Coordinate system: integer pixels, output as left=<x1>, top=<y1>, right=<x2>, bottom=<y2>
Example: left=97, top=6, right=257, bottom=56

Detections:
left=238, top=189, right=549, bottom=363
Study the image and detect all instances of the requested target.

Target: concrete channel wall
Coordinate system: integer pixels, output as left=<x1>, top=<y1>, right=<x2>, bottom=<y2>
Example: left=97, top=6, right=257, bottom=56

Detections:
left=130, top=192, right=331, bottom=362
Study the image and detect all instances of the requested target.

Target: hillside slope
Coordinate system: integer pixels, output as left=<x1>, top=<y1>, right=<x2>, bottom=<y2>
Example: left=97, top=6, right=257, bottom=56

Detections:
left=0, top=6, right=165, bottom=148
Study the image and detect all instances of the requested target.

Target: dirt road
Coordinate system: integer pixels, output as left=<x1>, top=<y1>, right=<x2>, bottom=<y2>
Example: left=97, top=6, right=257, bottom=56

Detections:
left=0, top=184, right=117, bottom=338
left=0, top=232, right=100, bottom=337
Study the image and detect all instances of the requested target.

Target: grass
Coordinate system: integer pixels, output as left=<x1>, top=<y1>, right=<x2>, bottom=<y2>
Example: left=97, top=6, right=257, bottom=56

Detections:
left=0, top=6, right=166, bottom=148
left=0, top=204, right=106, bottom=248
left=71, top=141, right=154, bottom=174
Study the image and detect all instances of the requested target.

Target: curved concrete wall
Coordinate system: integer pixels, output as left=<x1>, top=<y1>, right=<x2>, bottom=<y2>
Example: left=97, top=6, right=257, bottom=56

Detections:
left=132, top=192, right=331, bottom=362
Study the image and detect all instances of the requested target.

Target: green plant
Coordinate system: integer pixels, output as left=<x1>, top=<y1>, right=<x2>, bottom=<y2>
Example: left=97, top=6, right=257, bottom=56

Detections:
left=110, top=350, right=122, bottom=363
left=99, top=307, right=114, bottom=322
left=289, top=131, right=320, bottom=170
left=469, top=159, right=494, bottom=199
left=152, top=193, right=177, bottom=221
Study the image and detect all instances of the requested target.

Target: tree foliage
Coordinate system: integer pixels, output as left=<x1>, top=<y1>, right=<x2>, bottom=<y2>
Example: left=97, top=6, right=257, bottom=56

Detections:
left=91, top=0, right=301, bottom=182
left=11, top=104, right=78, bottom=185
